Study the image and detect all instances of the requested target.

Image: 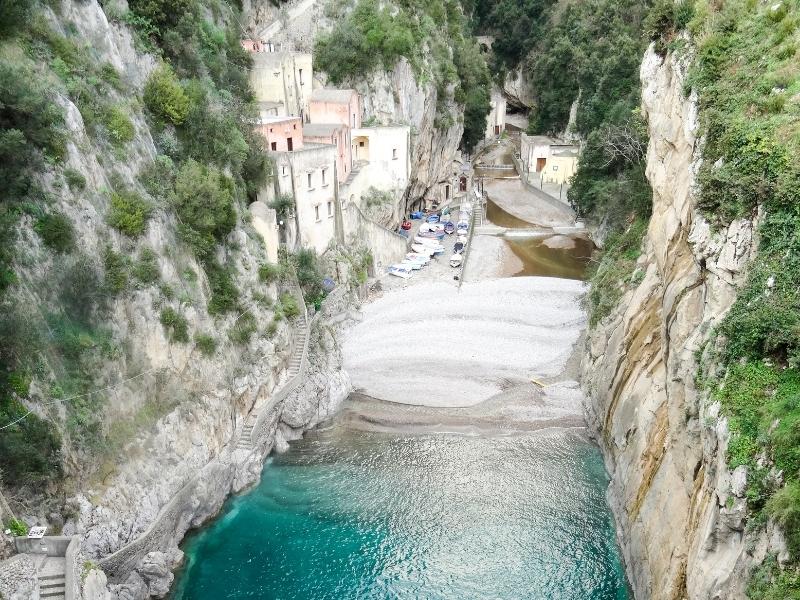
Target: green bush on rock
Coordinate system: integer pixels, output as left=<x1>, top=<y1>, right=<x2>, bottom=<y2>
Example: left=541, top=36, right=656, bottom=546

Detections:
left=143, top=64, right=191, bottom=125
left=107, top=190, right=152, bottom=237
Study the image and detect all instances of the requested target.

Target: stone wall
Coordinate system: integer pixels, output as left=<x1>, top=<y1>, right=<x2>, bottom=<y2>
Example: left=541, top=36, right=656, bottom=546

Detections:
left=342, top=201, right=409, bottom=271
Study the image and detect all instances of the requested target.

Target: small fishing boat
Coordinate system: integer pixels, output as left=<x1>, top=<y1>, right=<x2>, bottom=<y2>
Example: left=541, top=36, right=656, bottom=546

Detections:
left=449, top=254, right=463, bottom=268
left=427, top=214, right=440, bottom=223
left=411, top=243, right=436, bottom=256
left=406, top=253, right=430, bottom=264
left=400, top=260, right=423, bottom=270
left=443, top=221, right=455, bottom=234
left=410, top=211, right=424, bottom=219
left=454, top=241, right=465, bottom=254
left=388, top=264, right=413, bottom=278
left=401, top=220, right=412, bottom=230
left=418, top=230, right=446, bottom=240
left=457, top=222, right=469, bottom=234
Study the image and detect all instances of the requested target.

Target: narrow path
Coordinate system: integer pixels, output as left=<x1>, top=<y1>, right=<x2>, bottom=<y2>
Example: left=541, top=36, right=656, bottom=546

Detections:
left=37, top=556, right=66, bottom=600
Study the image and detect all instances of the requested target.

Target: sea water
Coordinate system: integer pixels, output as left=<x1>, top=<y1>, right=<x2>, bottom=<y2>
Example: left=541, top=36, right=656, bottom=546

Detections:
left=171, top=426, right=630, bottom=600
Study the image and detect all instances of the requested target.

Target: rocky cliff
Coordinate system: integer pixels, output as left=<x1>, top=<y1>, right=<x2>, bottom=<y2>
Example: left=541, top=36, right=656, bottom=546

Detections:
left=582, top=46, right=787, bottom=599
left=0, top=1, right=357, bottom=597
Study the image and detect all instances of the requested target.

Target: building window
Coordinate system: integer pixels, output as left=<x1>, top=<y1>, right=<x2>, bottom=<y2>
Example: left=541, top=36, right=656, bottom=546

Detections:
left=359, top=141, right=365, bottom=147
left=392, top=148, right=398, bottom=159
left=298, top=68, right=304, bottom=85
left=315, top=205, right=320, bottom=221
left=321, top=169, right=327, bottom=186
left=281, top=165, right=287, bottom=176
left=327, top=201, right=333, bottom=217
left=307, top=173, right=313, bottom=189
left=269, top=128, right=273, bottom=133
left=271, top=142, right=277, bottom=151
left=293, top=124, right=297, bottom=130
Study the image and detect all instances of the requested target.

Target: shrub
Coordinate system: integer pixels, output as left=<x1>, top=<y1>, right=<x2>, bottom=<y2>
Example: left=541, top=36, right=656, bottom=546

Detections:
left=265, top=321, right=278, bottom=338
left=143, top=64, right=191, bottom=125
left=767, top=482, right=800, bottom=560
left=159, top=306, right=189, bottom=342
left=107, top=190, right=152, bottom=236
left=103, top=246, right=129, bottom=295
left=268, top=193, right=295, bottom=219
left=194, top=333, right=216, bottom=356
left=132, top=248, right=160, bottom=285
left=35, top=212, right=75, bottom=253
left=279, top=292, right=300, bottom=319
left=139, top=155, right=175, bottom=202
left=228, top=312, right=256, bottom=345
left=102, top=105, right=135, bottom=145
left=64, top=168, right=86, bottom=190
left=258, top=262, right=281, bottom=283
left=251, top=291, right=273, bottom=308
left=205, top=260, right=239, bottom=314
left=6, top=518, right=28, bottom=537
left=171, top=159, right=235, bottom=259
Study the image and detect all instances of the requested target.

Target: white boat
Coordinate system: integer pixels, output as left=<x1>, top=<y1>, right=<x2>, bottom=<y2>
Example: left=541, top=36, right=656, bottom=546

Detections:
left=388, top=264, right=413, bottom=279
left=419, top=223, right=445, bottom=233
left=400, top=260, right=423, bottom=270
left=406, top=253, right=431, bottom=264
left=449, top=254, right=463, bottom=268
left=411, top=243, right=436, bottom=256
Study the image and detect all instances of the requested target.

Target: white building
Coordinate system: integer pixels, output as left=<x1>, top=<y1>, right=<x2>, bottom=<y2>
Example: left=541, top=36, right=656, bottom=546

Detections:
left=249, top=50, right=313, bottom=121
left=272, top=144, right=339, bottom=254
left=485, top=88, right=507, bottom=139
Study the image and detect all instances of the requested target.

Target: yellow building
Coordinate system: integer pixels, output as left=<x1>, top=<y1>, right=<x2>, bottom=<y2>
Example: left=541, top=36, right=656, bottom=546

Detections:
left=541, top=145, right=579, bottom=184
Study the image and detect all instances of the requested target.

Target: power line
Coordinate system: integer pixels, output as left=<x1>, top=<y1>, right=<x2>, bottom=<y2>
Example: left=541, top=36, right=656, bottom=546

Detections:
left=0, top=368, right=158, bottom=432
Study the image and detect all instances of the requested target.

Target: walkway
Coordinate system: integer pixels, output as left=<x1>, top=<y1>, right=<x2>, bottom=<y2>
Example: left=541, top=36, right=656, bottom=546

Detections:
left=37, top=556, right=66, bottom=600
left=236, top=314, right=309, bottom=453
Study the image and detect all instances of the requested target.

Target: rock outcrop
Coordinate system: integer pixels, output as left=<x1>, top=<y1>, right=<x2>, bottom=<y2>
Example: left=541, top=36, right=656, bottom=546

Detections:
left=582, top=45, right=783, bottom=600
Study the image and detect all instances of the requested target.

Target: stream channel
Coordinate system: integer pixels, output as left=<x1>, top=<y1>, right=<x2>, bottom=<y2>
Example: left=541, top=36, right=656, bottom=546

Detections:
left=170, top=165, right=630, bottom=600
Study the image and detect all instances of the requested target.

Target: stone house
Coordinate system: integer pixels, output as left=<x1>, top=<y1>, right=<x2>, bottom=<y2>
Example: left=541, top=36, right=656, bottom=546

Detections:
left=247, top=45, right=313, bottom=121
left=302, top=123, right=352, bottom=184
left=309, top=89, right=361, bottom=129
left=485, top=88, right=507, bottom=138
left=272, top=144, right=339, bottom=254
left=255, top=116, right=304, bottom=152
left=541, top=145, right=579, bottom=184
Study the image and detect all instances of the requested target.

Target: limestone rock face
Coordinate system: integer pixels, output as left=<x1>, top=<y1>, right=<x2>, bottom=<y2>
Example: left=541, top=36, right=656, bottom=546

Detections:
left=582, top=45, right=776, bottom=600
left=502, top=69, right=535, bottom=110
left=0, top=554, right=38, bottom=600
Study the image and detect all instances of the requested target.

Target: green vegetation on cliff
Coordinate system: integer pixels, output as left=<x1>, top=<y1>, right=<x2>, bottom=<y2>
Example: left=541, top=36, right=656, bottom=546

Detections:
left=314, top=0, right=492, bottom=152
left=0, top=0, right=273, bottom=489
left=682, top=0, right=800, bottom=593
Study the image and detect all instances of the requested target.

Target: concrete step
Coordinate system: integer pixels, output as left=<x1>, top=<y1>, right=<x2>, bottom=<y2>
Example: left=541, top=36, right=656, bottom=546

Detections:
left=41, top=579, right=65, bottom=589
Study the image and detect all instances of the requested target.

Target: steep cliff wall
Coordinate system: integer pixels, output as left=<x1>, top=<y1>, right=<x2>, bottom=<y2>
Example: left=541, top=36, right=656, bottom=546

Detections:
left=582, top=46, right=785, bottom=599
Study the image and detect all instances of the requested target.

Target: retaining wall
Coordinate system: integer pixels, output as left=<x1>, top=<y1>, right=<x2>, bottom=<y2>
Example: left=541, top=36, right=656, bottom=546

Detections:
left=342, top=203, right=409, bottom=270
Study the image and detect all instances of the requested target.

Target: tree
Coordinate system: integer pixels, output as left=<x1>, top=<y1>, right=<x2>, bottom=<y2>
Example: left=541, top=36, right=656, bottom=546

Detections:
left=143, top=64, right=191, bottom=125
left=171, top=159, right=236, bottom=259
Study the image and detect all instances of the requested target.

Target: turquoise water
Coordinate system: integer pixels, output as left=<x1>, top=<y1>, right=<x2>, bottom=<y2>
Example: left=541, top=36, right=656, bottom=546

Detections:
left=171, top=426, right=630, bottom=600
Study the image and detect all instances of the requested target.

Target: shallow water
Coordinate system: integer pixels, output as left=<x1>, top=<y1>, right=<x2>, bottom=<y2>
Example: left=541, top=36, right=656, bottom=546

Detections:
left=486, top=199, right=594, bottom=280
left=171, top=426, right=629, bottom=600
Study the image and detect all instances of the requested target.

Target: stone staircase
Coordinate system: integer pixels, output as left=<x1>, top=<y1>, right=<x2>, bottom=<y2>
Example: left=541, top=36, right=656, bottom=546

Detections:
left=235, top=318, right=308, bottom=453
left=38, top=557, right=66, bottom=600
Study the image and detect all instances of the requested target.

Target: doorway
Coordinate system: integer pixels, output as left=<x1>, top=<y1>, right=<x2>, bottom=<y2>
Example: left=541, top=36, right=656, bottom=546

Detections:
left=287, top=137, right=294, bottom=151
left=536, top=157, right=546, bottom=172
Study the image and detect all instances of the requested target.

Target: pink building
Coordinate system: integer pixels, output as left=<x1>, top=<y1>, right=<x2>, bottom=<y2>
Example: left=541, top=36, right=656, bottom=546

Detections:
left=302, top=123, right=352, bottom=183
left=309, top=89, right=361, bottom=129
left=255, top=116, right=303, bottom=152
